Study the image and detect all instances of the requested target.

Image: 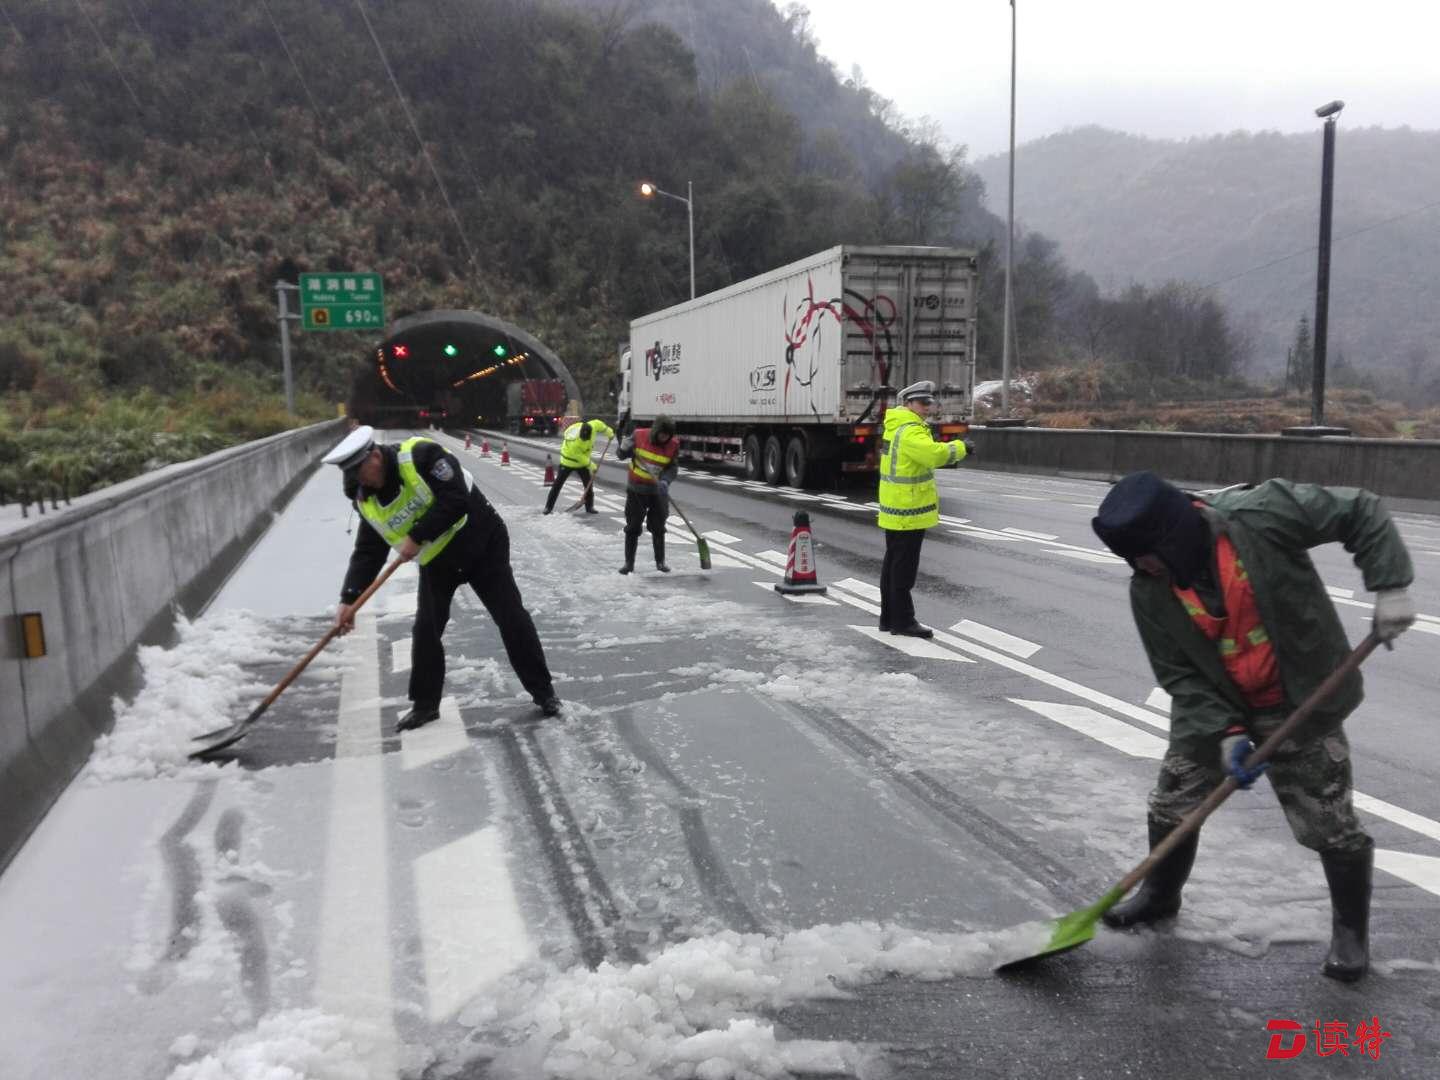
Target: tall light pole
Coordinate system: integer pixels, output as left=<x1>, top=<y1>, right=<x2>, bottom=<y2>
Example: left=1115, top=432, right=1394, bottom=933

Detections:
left=1000, top=0, right=1017, bottom=415
left=1311, top=100, right=1344, bottom=428
left=639, top=180, right=696, bottom=300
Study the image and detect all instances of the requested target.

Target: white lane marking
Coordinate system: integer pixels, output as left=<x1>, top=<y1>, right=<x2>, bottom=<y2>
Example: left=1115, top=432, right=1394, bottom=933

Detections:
left=950, top=526, right=1027, bottom=542
left=849, top=625, right=976, bottom=662
left=709, top=551, right=750, bottom=569
left=1010, top=699, right=1167, bottom=759
left=1003, top=527, right=1059, bottom=541
left=666, top=530, right=696, bottom=545
left=319, top=611, right=398, bottom=1072
left=415, top=824, right=535, bottom=1021
left=947, top=620, right=1043, bottom=659
left=391, top=639, right=410, bottom=674
left=1374, top=849, right=1440, bottom=899
left=755, top=549, right=790, bottom=566
left=998, top=493, right=1046, bottom=501
left=755, top=581, right=839, bottom=605
left=1326, top=586, right=1355, bottom=599
left=703, top=530, right=744, bottom=544
left=1049, top=549, right=1127, bottom=565
left=609, top=516, right=628, bottom=526
left=402, top=696, right=469, bottom=770
left=833, top=577, right=882, bottom=602
left=1353, top=792, right=1440, bottom=845
left=937, top=515, right=972, bottom=526
left=1145, top=687, right=1173, bottom=715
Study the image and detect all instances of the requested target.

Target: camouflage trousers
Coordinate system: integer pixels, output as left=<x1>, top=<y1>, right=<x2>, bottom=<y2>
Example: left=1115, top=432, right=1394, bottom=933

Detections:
left=1148, top=711, right=1370, bottom=853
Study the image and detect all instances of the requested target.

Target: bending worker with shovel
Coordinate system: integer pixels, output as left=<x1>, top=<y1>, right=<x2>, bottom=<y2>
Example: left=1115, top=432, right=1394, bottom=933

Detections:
left=543, top=418, right=614, bottom=515
left=1092, top=472, right=1415, bottom=981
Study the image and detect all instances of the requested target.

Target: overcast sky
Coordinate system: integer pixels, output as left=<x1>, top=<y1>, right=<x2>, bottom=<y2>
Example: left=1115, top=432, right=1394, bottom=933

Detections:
left=798, top=0, right=1440, bottom=160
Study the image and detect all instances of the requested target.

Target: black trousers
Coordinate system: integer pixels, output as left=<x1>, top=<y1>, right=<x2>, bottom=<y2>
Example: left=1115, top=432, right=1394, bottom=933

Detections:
left=544, top=464, right=593, bottom=512
left=623, top=489, right=668, bottom=565
left=879, top=528, right=926, bottom=629
left=410, top=522, right=553, bottom=706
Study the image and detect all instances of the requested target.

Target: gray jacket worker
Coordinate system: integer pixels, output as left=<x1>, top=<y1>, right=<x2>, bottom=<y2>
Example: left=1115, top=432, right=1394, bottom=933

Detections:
left=324, top=426, right=560, bottom=729
left=1092, top=472, right=1416, bottom=982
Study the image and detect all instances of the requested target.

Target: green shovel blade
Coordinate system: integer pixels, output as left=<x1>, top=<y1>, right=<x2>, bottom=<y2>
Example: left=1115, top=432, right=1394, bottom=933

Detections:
left=993, top=885, right=1126, bottom=973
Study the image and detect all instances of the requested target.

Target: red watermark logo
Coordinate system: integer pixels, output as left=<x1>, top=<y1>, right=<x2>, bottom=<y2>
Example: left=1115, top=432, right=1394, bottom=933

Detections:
left=1265, top=1017, right=1392, bottom=1060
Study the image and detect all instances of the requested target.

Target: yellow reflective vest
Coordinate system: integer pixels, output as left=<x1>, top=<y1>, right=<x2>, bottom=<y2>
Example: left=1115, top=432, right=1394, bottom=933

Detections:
left=876, top=406, right=966, bottom=531
left=560, top=419, right=615, bottom=470
left=357, top=437, right=467, bottom=565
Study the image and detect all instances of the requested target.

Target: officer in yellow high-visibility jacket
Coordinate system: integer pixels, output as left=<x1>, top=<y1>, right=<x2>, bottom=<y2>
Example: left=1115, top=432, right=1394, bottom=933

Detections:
left=543, top=419, right=615, bottom=514
left=876, top=381, right=973, bottom=638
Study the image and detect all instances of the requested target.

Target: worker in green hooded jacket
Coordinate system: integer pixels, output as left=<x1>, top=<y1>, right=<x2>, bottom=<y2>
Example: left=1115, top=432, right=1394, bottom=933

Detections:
left=1093, top=472, right=1416, bottom=982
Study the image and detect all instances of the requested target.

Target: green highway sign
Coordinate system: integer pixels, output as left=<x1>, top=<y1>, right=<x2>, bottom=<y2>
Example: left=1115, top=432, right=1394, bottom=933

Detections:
left=299, top=272, right=385, bottom=331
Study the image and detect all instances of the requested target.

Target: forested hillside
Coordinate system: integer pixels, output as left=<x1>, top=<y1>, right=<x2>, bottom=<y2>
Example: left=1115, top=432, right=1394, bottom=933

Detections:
left=974, top=125, right=1440, bottom=398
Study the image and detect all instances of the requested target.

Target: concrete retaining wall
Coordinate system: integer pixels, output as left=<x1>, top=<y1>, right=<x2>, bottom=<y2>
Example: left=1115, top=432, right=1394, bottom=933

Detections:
left=972, top=427, right=1440, bottom=513
left=0, top=421, right=342, bottom=872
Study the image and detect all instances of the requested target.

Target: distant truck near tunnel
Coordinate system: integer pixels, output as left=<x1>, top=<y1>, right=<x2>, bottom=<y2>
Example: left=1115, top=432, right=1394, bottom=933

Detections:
left=620, top=245, right=978, bottom=487
left=505, top=378, right=567, bottom=435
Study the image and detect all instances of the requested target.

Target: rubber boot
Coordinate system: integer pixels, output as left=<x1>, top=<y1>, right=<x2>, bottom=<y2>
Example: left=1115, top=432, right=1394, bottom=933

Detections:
left=653, top=534, right=670, bottom=573
left=1102, top=816, right=1200, bottom=928
left=1320, top=839, right=1373, bottom=982
left=619, top=534, right=638, bottom=575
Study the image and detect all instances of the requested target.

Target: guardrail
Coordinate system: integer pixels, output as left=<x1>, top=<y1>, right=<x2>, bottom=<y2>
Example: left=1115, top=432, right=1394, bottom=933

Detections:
left=0, top=420, right=344, bottom=873
left=973, top=427, right=1440, bottom=513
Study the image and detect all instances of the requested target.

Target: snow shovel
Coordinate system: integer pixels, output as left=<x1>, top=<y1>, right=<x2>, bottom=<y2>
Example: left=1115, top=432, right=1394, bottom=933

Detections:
left=667, top=496, right=712, bottom=570
left=189, top=558, right=405, bottom=758
left=566, top=436, right=612, bottom=512
left=993, top=630, right=1381, bottom=973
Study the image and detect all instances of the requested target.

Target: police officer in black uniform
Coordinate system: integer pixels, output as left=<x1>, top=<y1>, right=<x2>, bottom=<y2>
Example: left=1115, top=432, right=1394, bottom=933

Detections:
left=325, top=426, right=561, bottom=730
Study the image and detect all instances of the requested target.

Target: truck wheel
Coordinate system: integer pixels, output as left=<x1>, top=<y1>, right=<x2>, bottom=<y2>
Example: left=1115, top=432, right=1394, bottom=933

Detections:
left=762, top=435, right=784, bottom=485
left=742, top=434, right=763, bottom=480
left=784, top=435, right=808, bottom=488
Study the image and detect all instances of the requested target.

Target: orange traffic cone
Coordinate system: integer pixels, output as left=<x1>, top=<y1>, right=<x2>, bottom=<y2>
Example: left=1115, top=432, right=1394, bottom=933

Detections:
left=464, top=432, right=472, bottom=450
left=500, top=442, right=511, bottom=466
left=774, top=510, right=827, bottom=594
left=542, top=454, right=555, bottom=485
left=481, top=438, right=490, bottom=457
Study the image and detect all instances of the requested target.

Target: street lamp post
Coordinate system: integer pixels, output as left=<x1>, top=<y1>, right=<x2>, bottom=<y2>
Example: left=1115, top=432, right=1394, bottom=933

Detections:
left=639, top=180, right=695, bottom=300
left=1311, top=100, right=1344, bottom=428
left=1001, top=0, right=1017, bottom=416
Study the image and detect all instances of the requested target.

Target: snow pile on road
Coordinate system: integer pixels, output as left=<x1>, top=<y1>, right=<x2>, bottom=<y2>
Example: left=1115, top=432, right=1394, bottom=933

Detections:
left=477, top=920, right=1035, bottom=1079
left=165, top=1008, right=407, bottom=1080
left=84, top=609, right=304, bottom=783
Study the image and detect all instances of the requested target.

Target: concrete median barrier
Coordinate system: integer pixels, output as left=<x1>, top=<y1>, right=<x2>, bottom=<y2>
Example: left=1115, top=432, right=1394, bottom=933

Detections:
left=974, top=427, right=1440, bottom=513
left=0, top=421, right=342, bottom=873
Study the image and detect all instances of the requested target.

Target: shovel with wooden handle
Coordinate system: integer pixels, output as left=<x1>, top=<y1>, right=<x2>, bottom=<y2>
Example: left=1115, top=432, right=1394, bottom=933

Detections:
left=190, top=558, right=405, bottom=758
left=993, top=631, right=1382, bottom=972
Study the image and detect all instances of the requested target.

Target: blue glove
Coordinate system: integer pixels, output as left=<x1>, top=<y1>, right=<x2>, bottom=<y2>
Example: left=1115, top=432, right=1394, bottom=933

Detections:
left=657, top=479, right=671, bottom=498
left=1220, top=730, right=1269, bottom=789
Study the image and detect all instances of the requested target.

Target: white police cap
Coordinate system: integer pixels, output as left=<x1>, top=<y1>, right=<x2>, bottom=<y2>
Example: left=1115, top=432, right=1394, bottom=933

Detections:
left=322, top=425, right=376, bottom=471
left=899, top=380, right=937, bottom=403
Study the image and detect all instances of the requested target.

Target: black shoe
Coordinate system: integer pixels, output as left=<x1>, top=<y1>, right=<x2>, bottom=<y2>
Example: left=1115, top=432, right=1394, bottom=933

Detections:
left=656, top=562, right=671, bottom=573
left=618, top=563, right=634, bottom=575
left=892, top=623, right=933, bottom=639
left=537, top=695, right=562, bottom=718
left=1320, top=841, right=1373, bottom=982
left=585, top=507, right=600, bottom=514
left=396, top=703, right=441, bottom=732
left=878, top=621, right=891, bottom=632
left=1103, top=817, right=1200, bottom=929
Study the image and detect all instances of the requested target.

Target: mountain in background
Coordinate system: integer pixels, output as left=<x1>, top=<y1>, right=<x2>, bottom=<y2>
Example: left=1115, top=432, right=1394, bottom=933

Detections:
left=974, top=125, right=1440, bottom=381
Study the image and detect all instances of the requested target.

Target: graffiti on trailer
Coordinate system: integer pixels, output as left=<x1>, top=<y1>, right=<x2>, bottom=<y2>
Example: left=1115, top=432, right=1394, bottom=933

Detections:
left=780, top=276, right=898, bottom=420
left=645, top=340, right=682, bottom=381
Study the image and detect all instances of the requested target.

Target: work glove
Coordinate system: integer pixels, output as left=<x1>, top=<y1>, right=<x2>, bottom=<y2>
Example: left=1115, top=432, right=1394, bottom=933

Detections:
left=1219, top=727, right=1268, bottom=789
left=962, top=438, right=976, bottom=459
left=1373, top=588, right=1416, bottom=643
left=657, top=479, right=671, bottom=498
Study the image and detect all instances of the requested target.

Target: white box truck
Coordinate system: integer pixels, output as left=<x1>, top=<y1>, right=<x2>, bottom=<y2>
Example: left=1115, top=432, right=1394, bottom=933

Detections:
left=620, top=245, right=978, bottom=486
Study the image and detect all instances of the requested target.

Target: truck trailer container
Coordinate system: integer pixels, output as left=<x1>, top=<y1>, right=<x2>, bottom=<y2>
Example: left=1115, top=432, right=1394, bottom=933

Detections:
left=621, top=245, right=978, bottom=487
left=505, top=378, right=567, bottom=435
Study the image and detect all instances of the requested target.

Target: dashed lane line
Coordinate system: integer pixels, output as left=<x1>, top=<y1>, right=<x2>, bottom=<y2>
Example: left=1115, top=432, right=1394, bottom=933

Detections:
left=849, top=624, right=977, bottom=662
left=948, top=620, right=1043, bottom=659
left=1009, top=699, right=1166, bottom=759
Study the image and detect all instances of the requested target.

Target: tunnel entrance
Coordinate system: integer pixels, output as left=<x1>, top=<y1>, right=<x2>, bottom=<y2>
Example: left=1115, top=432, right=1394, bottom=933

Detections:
left=348, top=310, right=582, bottom=432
